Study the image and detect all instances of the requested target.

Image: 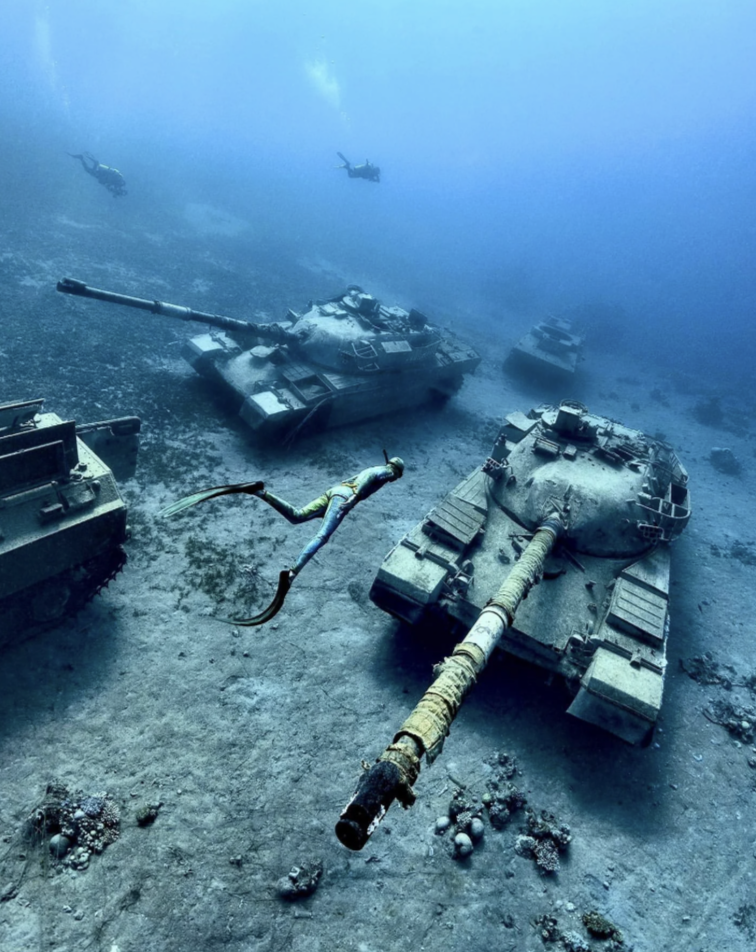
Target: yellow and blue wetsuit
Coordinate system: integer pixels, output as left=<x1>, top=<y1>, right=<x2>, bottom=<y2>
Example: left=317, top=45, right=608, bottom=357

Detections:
left=256, top=461, right=403, bottom=575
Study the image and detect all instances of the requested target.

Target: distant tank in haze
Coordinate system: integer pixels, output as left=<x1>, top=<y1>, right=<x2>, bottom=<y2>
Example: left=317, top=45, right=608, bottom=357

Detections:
left=505, top=316, right=583, bottom=378
left=0, top=399, right=139, bottom=649
left=57, top=279, right=481, bottom=438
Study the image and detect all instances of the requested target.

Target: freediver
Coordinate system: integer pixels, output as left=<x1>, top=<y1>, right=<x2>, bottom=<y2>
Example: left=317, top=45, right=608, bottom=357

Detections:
left=336, top=152, right=381, bottom=183
left=160, top=455, right=405, bottom=625
left=68, top=152, right=127, bottom=197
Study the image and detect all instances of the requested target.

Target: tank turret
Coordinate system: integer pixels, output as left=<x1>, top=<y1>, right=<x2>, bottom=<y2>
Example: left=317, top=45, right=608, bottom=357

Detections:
left=337, top=401, right=691, bottom=849
left=0, top=398, right=140, bottom=648
left=57, top=279, right=481, bottom=437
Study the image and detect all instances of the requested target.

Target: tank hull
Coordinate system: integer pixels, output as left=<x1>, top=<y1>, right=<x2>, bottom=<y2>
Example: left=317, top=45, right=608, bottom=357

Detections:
left=0, top=401, right=134, bottom=649
left=370, top=403, right=690, bottom=745
left=183, top=333, right=481, bottom=436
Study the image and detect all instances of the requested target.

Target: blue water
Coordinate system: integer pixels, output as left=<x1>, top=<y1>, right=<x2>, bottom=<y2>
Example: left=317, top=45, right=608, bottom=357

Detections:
left=2, top=0, right=756, bottom=381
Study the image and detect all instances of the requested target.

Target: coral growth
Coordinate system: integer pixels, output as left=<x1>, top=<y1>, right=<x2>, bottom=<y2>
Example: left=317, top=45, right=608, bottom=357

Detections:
left=483, top=750, right=527, bottom=830
left=25, top=780, right=120, bottom=871
left=517, top=808, right=571, bottom=874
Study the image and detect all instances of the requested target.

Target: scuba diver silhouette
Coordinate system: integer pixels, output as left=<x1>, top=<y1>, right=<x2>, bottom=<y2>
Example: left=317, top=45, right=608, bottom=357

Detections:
left=336, top=152, right=381, bottom=183
left=68, top=152, right=127, bottom=197
left=160, top=455, right=404, bottom=626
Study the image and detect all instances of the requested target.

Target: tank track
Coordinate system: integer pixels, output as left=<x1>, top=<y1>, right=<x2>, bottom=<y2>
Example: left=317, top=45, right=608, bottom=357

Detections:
left=65, top=544, right=128, bottom=614
left=0, top=545, right=127, bottom=651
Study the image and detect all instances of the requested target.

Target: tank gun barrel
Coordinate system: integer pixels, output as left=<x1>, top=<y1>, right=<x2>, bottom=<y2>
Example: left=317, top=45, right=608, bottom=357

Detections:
left=57, top=278, right=289, bottom=341
left=335, top=514, right=564, bottom=851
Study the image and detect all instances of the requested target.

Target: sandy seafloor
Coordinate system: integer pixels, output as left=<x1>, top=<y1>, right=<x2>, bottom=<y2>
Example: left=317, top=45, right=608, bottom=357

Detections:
left=1, top=202, right=756, bottom=952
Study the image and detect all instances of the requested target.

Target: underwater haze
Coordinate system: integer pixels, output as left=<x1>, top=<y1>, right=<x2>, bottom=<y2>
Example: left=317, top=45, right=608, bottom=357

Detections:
left=2, top=0, right=756, bottom=375
left=5, top=6, right=756, bottom=951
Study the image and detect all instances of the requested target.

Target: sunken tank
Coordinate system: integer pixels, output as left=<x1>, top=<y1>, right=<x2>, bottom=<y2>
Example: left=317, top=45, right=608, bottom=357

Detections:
left=0, top=399, right=140, bottom=649
left=57, top=279, right=481, bottom=437
left=337, top=401, right=690, bottom=850
left=373, top=401, right=691, bottom=745
left=505, top=316, right=584, bottom=378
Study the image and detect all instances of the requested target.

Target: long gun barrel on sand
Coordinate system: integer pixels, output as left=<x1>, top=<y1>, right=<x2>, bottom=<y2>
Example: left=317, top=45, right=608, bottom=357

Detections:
left=57, top=277, right=291, bottom=342
left=335, top=514, right=564, bottom=851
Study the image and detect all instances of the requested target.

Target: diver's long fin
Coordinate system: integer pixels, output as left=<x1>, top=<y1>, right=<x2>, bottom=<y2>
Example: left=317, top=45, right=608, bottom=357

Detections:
left=218, top=570, right=292, bottom=628
left=159, top=481, right=264, bottom=518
